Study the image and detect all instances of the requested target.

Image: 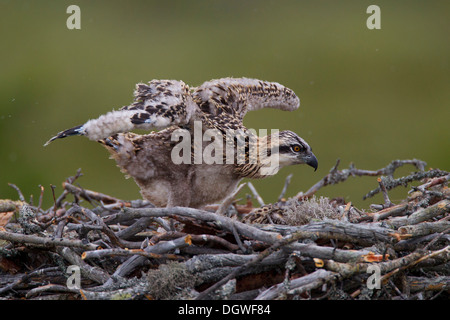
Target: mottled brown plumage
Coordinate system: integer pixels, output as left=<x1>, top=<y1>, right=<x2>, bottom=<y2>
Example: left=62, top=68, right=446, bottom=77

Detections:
left=46, top=77, right=318, bottom=208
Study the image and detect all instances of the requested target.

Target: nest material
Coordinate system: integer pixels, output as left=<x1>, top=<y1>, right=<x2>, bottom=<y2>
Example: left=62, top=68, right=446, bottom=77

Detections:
left=0, top=160, right=449, bottom=300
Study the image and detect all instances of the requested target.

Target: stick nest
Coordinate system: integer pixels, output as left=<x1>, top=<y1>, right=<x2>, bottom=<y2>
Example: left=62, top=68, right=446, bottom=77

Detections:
left=0, top=159, right=449, bottom=300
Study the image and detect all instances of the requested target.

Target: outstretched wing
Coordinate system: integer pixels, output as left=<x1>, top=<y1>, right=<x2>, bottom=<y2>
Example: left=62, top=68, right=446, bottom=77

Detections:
left=44, top=80, right=197, bottom=145
left=123, top=79, right=196, bottom=127
left=192, top=77, right=300, bottom=121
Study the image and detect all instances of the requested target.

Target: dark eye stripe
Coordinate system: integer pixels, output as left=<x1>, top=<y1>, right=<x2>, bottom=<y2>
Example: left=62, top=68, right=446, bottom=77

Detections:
left=279, top=145, right=292, bottom=153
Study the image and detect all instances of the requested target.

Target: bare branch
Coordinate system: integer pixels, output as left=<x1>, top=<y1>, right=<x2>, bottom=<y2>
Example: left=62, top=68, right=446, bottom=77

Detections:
left=364, top=169, right=448, bottom=200
left=0, top=230, right=98, bottom=251
left=278, top=173, right=293, bottom=201
left=247, top=182, right=265, bottom=206
left=297, top=158, right=429, bottom=200
left=215, top=183, right=246, bottom=216
left=256, top=269, right=337, bottom=300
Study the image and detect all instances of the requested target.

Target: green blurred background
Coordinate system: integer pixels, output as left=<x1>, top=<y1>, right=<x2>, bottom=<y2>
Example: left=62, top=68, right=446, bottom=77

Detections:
left=0, top=0, right=448, bottom=210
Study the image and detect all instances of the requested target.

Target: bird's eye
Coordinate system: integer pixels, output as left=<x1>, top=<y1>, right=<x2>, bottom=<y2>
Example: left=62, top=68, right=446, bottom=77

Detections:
left=291, top=145, right=302, bottom=153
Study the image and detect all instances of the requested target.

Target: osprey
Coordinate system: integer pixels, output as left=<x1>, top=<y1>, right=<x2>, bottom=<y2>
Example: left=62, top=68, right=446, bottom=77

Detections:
left=46, top=78, right=318, bottom=208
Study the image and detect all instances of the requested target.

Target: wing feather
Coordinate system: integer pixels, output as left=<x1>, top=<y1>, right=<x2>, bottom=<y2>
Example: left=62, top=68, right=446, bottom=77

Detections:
left=45, top=80, right=197, bottom=144
left=193, top=77, right=299, bottom=121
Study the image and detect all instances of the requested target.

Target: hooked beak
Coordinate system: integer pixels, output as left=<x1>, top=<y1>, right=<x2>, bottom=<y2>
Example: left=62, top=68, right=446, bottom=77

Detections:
left=304, top=152, right=318, bottom=171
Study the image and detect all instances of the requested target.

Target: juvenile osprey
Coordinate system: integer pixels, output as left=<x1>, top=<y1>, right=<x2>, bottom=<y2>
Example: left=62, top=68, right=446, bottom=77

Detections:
left=46, top=78, right=318, bottom=208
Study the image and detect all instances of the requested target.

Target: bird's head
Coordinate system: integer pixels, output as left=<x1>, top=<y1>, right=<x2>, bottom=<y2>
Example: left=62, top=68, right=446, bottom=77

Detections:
left=276, top=130, right=318, bottom=170
left=258, top=130, right=318, bottom=176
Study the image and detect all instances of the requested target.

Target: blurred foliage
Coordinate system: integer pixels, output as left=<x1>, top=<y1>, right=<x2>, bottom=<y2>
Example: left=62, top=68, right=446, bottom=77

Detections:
left=0, top=0, right=449, bottom=210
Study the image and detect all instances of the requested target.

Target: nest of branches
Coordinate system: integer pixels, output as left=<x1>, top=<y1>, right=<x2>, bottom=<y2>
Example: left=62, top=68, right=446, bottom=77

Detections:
left=0, top=159, right=449, bottom=300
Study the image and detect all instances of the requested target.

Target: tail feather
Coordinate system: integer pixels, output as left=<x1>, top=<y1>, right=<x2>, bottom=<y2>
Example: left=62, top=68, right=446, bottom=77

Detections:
left=44, top=125, right=84, bottom=146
